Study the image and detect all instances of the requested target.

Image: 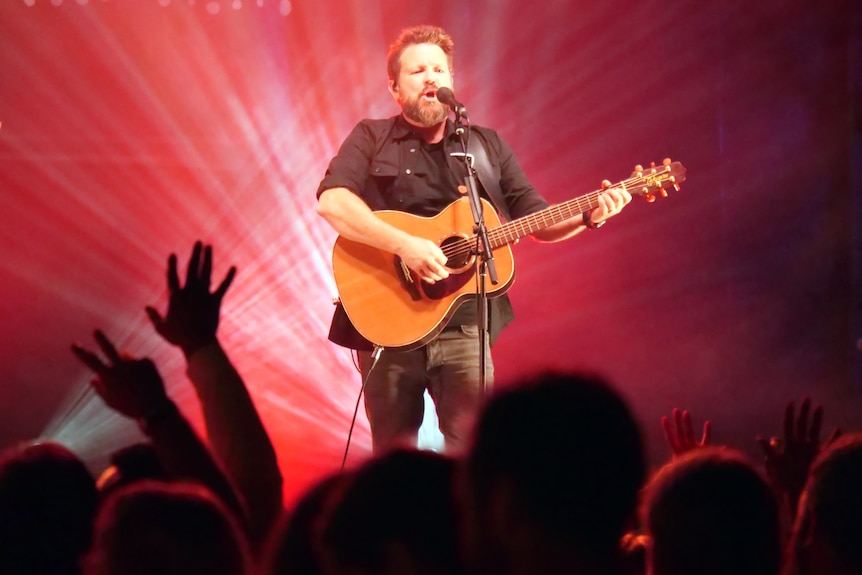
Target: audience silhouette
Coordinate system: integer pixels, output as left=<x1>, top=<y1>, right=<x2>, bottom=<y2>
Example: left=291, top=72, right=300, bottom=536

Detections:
left=0, top=441, right=99, bottom=575
left=72, top=329, right=248, bottom=529
left=96, top=442, right=167, bottom=497
left=322, top=449, right=463, bottom=575
left=642, top=447, right=782, bottom=575
left=144, top=242, right=283, bottom=548
left=463, top=371, right=646, bottom=575
left=784, top=432, right=862, bottom=575
left=84, top=480, right=250, bottom=575
left=0, top=241, right=855, bottom=575
left=263, top=472, right=352, bottom=575
left=757, top=398, right=841, bottom=523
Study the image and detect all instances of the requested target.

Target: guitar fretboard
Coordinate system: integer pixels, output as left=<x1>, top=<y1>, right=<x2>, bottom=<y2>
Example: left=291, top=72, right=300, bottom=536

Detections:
left=440, top=160, right=685, bottom=260
left=489, top=190, right=604, bottom=247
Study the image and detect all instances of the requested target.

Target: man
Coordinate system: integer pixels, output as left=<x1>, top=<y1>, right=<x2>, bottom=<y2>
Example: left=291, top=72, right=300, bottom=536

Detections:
left=784, top=433, right=862, bottom=575
left=462, top=372, right=646, bottom=575
left=316, top=25, right=631, bottom=453
left=642, top=448, right=782, bottom=575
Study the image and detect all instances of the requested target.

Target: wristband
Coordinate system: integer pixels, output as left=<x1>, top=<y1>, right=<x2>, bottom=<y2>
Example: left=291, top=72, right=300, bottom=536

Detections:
left=583, top=211, right=606, bottom=230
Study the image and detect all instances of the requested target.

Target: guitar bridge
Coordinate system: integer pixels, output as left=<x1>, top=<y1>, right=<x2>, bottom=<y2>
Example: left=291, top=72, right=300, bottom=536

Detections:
left=394, top=257, right=422, bottom=301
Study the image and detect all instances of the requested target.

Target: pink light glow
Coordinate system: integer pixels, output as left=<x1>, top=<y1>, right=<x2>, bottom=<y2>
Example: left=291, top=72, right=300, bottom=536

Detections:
left=0, top=1, right=857, bottom=504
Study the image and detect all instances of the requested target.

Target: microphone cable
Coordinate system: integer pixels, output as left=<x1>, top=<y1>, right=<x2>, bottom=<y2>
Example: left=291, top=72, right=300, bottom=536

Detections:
left=340, top=344, right=383, bottom=470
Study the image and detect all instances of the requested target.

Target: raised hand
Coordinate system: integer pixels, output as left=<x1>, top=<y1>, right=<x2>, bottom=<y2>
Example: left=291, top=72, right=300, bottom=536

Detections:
left=145, top=241, right=236, bottom=358
left=73, top=330, right=249, bottom=528
left=756, top=398, right=840, bottom=516
left=71, top=330, right=173, bottom=420
left=143, top=242, right=283, bottom=546
left=661, top=408, right=711, bottom=457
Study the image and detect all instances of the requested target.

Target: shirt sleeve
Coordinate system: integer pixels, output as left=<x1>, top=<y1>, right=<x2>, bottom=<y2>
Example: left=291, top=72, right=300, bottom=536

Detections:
left=484, top=129, right=550, bottom=219
left=316, top=120, right=376, bottom=199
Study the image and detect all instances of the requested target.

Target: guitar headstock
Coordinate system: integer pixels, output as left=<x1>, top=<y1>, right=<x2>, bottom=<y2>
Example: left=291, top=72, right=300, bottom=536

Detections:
left=629, top=158, right=687, bottom=203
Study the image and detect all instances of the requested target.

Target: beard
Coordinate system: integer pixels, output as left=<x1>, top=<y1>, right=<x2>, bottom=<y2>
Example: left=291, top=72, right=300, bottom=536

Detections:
left=402, top=95, right=448, bottom=127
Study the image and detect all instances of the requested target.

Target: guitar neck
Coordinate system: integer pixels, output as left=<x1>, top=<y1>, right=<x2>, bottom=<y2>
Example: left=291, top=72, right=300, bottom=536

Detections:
left=488, top=188, right=606, bottom=248
left=486, top=160, right=686, bottom=247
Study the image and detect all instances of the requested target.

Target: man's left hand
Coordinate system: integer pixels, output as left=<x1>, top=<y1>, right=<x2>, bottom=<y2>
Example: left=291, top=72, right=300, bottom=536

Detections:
left=589, top=180, right=632, bottom=225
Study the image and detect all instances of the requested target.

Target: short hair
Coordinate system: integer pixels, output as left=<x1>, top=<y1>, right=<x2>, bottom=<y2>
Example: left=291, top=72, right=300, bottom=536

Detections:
left=97, top=442, right=167, bottom=497
left=643, top=448, right=781, bottom=575
left=794, top=433, right=862, bottom=571
left=465, top=371, right=646, bottom=549
left=323, top=449, right=462, bottom=575
left=0, top=441, right=99, bottom=575
left=264, top=471, right=351, bottom=575
left=86, top=481, right=249, bottom=575
left=386, top=25, right=455, bottom=83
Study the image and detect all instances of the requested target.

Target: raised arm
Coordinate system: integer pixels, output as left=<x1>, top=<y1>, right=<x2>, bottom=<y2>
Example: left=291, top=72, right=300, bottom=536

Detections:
left=146, top=241, right=283, bottom=549
left=756, top=398, right=841, bottom=522
left=71, top=330, right=246, bottom=528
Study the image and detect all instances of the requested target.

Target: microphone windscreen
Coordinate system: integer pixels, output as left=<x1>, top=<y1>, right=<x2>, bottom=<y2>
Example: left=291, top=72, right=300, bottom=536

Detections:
left=436, top=87, right=457, bottom=107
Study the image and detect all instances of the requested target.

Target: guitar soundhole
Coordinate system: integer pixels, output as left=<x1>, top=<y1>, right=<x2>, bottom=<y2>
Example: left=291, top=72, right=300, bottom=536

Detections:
left=422, top=235, right=475, bottom=301
left=441, top=235, right=473, bottom=272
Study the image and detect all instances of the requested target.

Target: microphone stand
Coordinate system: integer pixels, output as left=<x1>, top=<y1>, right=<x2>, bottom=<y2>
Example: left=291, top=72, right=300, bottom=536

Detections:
left=452, top=110, right=497, bottom=397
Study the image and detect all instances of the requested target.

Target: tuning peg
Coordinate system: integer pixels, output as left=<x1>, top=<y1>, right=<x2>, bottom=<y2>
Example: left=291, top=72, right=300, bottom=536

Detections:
left=644, top=192, right=656, bottom=203
left=660, top=189, right=669, bottom=198
left=634, top=164, right=644, bottom=173
left=663, top=158, right=672, bottom=166
left=669, top=175, right=680, bottom=192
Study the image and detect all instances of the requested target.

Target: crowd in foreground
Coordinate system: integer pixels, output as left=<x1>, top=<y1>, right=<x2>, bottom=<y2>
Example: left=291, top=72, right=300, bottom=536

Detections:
left=0, top=242, right=858, bottom=575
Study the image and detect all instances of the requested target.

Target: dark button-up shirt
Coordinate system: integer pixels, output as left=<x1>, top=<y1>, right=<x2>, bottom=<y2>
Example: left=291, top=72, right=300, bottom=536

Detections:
left=318, top=115, right=550, bottom=350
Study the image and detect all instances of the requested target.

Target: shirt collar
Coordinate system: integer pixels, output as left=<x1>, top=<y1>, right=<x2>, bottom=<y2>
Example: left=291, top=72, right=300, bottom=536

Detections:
left=391, top=114, right=459, bottom=143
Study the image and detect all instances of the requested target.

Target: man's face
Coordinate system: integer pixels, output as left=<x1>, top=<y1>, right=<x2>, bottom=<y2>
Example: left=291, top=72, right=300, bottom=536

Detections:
left=390, top=43, right=453, bottom=127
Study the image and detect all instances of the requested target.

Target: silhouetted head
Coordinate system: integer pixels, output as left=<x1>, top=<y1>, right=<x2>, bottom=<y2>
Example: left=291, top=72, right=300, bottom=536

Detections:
left=322, top=449, right=463, bottom=575
left=84, top=480, right=250, bottom=575
left=464, top=371, right=646, bottom=568
left=0, top=441, right=98, bottom=575
left=642, top=447, right=781, bottom=575
left=96, top=442, right=168, bottom=498
left=264, top=471, right=352, bottom=575
left=786, top=432, right=862, bottom=575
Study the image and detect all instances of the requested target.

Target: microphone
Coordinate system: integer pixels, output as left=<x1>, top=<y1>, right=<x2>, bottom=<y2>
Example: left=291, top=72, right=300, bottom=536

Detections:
left=436, top=87, right=467, bottom=117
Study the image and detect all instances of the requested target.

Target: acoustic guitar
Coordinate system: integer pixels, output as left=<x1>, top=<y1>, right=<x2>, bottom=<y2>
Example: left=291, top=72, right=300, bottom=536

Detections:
left=332, top=159, right=686, bottom=351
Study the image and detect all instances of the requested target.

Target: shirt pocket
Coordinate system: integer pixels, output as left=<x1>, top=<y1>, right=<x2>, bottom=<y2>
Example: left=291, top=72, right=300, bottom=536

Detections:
left=369, top=158, right=399, bottom=178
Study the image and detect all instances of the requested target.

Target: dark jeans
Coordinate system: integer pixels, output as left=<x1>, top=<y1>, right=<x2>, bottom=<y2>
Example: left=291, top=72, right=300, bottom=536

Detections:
left=358, top=325, right=493, bottom=454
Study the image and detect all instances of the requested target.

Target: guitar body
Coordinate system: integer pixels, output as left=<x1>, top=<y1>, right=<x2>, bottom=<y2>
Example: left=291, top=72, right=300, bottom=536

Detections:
left=332, top=197, right=515, bottom=351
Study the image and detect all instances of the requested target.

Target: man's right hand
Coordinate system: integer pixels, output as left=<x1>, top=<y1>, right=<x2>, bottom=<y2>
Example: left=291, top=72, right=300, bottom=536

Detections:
left=319, top=187, right=449, bottom=283
left=397, top=236, right=450, bottom=284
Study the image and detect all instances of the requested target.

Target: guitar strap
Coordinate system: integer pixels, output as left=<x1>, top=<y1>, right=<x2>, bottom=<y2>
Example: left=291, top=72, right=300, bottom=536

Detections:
left=462, top=134, right=512, bottom=222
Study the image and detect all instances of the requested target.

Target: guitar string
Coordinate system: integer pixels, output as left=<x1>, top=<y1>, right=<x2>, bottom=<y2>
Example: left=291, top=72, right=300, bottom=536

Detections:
left=438, top=169, right=678, bottom=261
left=439, top=189, right=603, bottom=260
